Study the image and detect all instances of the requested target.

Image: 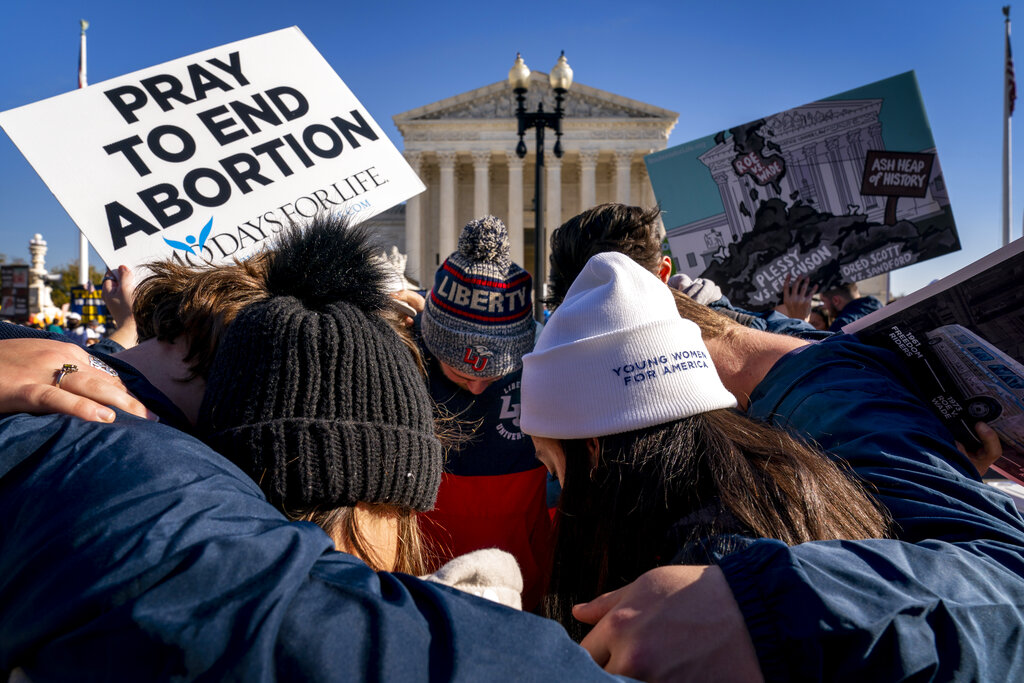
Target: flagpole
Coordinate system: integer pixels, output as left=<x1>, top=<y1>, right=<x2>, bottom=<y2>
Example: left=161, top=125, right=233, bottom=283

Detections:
left=1005, top=6, right=1014, bottom=247
left=78, top=19, right=90, bottom=286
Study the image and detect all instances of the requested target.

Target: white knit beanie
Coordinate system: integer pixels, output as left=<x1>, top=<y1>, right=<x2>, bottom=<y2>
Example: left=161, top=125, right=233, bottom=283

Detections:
left=520, top=252, right=737, bottom=439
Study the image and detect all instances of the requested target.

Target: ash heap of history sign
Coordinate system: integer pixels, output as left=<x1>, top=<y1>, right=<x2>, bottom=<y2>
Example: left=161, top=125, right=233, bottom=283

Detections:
left=645, top=71, right=960, bottom=310
left=0, top=27, right=424, bottom=271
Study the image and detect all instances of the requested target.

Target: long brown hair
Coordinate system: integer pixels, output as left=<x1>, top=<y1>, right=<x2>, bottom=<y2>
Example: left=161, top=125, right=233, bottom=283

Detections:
left=292, top=504, right=426, bottom=574
left=545, top=409, right=888, bottom=640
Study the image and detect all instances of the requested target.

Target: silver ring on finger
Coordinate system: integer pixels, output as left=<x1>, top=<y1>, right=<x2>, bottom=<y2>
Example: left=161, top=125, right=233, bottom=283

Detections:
left=55, top=363, right=79, bottom=388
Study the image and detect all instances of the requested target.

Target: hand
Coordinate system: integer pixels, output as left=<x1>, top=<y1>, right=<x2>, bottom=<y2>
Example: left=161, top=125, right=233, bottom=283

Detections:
left=574, top=565, right=763, bottom=682
left=957, top=421, right=1004, bottom=477
left=668, top=274, right=723, bottom=306
left=101, top=265, right=136, bottom=327
left=101, top=265, right=139, bottom=349
left=391, top=289, right=425, bottom=327
left=780, top=274, right=817, bottom=322
left=0, top=338, right=151, bottom=422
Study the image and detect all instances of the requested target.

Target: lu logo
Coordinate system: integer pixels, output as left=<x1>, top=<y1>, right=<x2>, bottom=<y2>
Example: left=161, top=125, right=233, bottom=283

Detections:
left=499, top=395, right=520, bottom=428
left=163, top=217, right=214, bottom=255
left=463, top=345, right=493, bottom=372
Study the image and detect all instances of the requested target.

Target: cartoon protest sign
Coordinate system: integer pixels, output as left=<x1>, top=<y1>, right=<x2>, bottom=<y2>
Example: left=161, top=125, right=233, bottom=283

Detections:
left=645, top=71, right=960, bottom=310
left=0, top=265, right=29, bottom=322
left=0, top=27, right=425, bottom=270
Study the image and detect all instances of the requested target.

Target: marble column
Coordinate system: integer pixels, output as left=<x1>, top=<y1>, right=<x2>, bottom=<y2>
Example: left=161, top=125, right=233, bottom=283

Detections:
left=437, top=151, right=458, bottom=261
left=506, top=152, right=525, bottom=267
left=614, top=150, right=633, bottom=204
left=578, top=149, right=599, bottom=211
left=403, top=151, right=423, bottom=284
left=472, top=150, right=491, bottom=219
left=546, top=155, right=563, bottom=275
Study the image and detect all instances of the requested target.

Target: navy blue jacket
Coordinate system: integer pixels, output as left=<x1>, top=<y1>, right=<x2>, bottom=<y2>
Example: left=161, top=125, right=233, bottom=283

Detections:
left=0, top=328, right=615, bottom=680
left=717, top=335, right=1024, bottom=681
left=0, top=410, right=619, bottom=680
left=829, top=295, right=883, bottom=331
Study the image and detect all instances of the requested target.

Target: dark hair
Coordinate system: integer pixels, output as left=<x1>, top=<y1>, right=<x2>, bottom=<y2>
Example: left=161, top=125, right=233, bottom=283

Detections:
left=549, top=203, right=753, bottom=336
left=545, top=410, right=888, bottom=640
left=547, top=203, right=665, bottom=309
left=821, top=282, right=859, bottom=302
left=809, top=304, right=832, bottom=330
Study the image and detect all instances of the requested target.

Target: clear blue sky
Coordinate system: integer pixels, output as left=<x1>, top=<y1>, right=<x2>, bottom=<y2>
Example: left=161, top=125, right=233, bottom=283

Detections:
left=0, top=0, right=1017, bottom=296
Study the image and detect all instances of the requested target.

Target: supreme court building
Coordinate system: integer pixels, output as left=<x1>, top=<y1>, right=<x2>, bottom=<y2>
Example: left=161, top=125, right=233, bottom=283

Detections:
left=389, top=72, right=678, bottom=286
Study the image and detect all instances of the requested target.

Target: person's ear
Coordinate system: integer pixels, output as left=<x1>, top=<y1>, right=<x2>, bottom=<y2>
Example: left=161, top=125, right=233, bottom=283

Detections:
left=657, top=256, right=673, bottom=283
left=586, top=437, right=601, bottom=470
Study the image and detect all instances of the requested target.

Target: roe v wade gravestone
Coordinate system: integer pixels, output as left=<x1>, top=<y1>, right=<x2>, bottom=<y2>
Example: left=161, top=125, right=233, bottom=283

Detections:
left=0, top=27, right=424, bottom=270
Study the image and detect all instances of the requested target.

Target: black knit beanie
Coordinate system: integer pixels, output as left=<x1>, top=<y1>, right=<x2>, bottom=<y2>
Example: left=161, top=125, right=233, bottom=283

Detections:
left=197, top=218, right=442, bottom=512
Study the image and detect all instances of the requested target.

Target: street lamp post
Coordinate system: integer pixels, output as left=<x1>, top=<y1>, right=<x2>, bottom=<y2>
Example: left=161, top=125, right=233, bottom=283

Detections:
left=508, top=52, right=573, bottom=321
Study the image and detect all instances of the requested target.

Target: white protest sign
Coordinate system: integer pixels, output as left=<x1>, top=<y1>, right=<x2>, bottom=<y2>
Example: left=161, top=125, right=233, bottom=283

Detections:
left=0, top=27, right=424, bottom=270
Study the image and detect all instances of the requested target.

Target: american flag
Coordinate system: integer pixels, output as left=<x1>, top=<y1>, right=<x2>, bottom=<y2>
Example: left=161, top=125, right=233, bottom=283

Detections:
left=1008, top=8, right=1016, bottom=116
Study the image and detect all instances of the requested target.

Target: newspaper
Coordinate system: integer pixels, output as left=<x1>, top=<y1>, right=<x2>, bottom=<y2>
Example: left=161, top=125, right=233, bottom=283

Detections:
left=845, top=237, right=1024, bottom=484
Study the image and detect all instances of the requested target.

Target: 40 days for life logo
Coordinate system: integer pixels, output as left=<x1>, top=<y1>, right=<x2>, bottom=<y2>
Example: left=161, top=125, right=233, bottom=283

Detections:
left=158, top=168, right=380, bottom=263
left=163, top=216, right=213, bottom=255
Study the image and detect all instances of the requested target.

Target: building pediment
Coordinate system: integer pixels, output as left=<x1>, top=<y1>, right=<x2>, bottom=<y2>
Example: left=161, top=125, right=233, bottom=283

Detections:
left=394, top=72, right=677, bottom=125
left=392, top=69, right=674, bottom=284
left=767, top=99, right=882, bottom=136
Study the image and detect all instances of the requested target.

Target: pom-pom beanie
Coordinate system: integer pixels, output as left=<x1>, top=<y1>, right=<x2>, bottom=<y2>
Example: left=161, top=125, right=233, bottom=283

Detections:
left=421, top=215, right=534, bottom=378
left=521, top=252, right=737, bottom=439
left=198, top=219, right=443, bottom=512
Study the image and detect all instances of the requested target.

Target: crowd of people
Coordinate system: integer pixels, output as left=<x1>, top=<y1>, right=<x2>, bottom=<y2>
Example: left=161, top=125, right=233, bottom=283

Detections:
left=0, top=202, right=1021, bottom=681
left=5, top=264, right=139, bottom=355
left=14, top=312, right=104, bottom=344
